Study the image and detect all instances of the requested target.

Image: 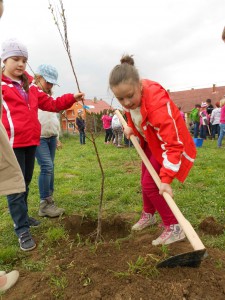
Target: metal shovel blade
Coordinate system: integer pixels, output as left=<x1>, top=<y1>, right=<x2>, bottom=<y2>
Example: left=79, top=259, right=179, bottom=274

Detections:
left=157, top=249, right=207, bottom=268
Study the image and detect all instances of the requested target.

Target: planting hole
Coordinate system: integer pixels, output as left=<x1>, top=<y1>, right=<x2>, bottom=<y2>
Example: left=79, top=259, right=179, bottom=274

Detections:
left=62, top=214, right=133, bottom=241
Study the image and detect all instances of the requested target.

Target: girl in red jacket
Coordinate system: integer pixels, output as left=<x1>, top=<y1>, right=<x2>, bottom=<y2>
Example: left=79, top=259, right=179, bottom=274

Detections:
left=109, top=55, right=196, bottom=246
left=1, top=38, right=84, bottom=251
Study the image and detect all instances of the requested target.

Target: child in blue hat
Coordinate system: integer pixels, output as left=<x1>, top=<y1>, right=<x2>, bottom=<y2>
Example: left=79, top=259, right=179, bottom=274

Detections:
left=34, top=64, right=65, bottom=218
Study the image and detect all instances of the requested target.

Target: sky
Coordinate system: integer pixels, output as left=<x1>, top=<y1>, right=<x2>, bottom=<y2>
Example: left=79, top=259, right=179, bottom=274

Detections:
left=0, top=0, right=224, bottom=108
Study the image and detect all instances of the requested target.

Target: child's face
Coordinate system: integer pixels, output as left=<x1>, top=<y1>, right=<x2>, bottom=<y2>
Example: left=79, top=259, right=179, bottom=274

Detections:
left=3, top=56, right=27, bottom=80
left=112, top=81, right=142, bottom=110
left=37, top=76, right=53, bottom=94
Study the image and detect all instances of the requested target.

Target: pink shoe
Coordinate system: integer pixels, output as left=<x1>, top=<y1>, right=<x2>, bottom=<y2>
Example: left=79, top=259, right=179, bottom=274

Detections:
left=152, top=224, right=186, bottom=246
left=132, top=211, right=156, bottom=231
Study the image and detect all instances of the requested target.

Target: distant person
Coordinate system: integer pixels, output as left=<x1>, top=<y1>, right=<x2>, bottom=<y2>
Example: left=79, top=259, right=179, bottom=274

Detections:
left=109, top=54, right=196, bottom=246
left=178, top=106, right=185, bottom=121
left=217, top=98, right=225, bottom=148
left=210, top=102, right=221, bottom=140
left=111, top=111, right=124, bottom=148
left=199, top=102, right=209, bottom=139
left=1, top=37, right=84, bottom=251
left=76, top=109, right=86, bottom=145
left=34, top=64, right=65, bottom=218
left=206, top=99, right=214, bottom=116
left=206, top=98, right=214, bottom=137
left=190, top=104, right=201, bottom=138
left=101, top=110, right=113, bottom=144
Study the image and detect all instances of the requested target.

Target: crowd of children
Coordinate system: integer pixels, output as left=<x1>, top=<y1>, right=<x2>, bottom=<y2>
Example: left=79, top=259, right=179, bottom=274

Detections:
left=190, top=98, right=224, bottom=145
left=101, top=109, right=125, bottom=147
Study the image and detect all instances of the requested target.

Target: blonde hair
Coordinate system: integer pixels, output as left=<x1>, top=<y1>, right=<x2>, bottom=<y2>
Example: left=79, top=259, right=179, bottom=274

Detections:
left=34, top=74, right=53, bottom=96
left=220, top=98, right=225, bottom=107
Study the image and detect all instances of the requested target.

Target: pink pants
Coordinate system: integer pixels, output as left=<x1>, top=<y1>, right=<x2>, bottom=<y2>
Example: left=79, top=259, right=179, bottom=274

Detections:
left=141, top=143, right=177, bottom=226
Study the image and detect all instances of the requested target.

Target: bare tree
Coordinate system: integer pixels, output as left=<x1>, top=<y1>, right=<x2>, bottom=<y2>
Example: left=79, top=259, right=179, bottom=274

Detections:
left=48, top=0, right=105, bottom=242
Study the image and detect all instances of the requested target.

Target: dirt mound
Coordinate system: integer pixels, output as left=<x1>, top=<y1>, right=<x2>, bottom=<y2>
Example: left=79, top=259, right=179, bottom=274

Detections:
left=3, top=214, right=225, bottom=300
left=199, top=216, right=224, bottom=235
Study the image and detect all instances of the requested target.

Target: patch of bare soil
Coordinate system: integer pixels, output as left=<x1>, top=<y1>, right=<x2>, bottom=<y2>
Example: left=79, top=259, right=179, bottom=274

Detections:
left=199, top=216, right=225, bottom=235
left=3, top=214, right=225, bottom=300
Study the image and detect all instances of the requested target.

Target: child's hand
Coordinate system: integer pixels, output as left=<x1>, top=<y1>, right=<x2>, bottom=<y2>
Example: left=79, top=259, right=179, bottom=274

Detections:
left=124, top=126, right=134, bottom=139
left=159, top=183, right=173, bottom=198
left=74, top=92, right=85, bottom=102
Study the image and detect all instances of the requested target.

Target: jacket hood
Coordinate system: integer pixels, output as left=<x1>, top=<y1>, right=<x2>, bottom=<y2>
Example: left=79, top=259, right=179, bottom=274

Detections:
left=141, top=79, right=169, bottom=113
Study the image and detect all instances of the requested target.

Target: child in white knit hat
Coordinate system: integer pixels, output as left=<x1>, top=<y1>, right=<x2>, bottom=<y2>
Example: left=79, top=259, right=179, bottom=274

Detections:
left=1, top=36, right=85, bottom=251
left=1, top=38, right=28, bottom=61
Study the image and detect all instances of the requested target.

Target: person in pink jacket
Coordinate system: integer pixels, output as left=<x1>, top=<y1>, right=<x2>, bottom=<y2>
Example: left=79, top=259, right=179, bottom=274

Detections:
left=109, top=55, right=196, bottom=246
left=217, top=97, right=225, bottom=147
left=101, top=110, right=113, bottom=144
left=1, top=38, right=84, bottom=251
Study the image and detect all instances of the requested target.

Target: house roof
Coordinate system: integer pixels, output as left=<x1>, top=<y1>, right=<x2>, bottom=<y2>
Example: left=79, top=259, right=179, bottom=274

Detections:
left=168, top=85, right=225, bottom=113
left=82, top=99, right=112, bottom=114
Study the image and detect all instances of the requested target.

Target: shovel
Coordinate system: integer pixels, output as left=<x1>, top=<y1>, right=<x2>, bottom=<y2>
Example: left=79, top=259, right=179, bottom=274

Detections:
left=115, top=110, right=207, bottom=268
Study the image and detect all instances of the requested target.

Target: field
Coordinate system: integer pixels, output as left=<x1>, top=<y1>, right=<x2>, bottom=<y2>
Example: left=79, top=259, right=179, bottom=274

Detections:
left=0, top=134, right=225, bottom=300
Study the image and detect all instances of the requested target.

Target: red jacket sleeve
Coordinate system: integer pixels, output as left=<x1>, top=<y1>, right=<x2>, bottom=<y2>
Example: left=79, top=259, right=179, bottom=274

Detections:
left=34, top=85, right=76, bottom=112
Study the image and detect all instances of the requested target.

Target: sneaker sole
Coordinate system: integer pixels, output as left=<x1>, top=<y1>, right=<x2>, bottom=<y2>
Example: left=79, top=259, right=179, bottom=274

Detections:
left=132, top=221, right=157, bottom=231
left=38, top=212, right=64, bottom=218
left=152, top=236, right=186, bottom=246
left=29, top=223, right=41, bottom=227
left=164, top=236, right=186, bottom=245
left=19, top=243, right=36, bottom=252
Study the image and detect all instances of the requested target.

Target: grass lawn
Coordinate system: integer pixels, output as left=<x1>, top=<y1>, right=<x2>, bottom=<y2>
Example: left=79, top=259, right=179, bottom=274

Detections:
left=0, top=133, right=224, bottom=268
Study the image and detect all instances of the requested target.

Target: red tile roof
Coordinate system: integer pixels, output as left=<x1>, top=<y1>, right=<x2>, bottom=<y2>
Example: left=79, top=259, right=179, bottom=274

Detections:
left=83, top=99, right=112, bottom=114
left=168, top=85, right=225, bottom=113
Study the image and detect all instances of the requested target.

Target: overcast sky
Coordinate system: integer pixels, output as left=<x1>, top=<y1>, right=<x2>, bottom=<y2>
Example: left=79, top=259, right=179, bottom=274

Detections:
left=0, top=0, right=224, bottom=108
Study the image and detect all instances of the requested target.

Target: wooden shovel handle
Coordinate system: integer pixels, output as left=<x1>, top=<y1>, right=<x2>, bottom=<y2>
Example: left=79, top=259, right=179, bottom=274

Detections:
left=115, top=110, right=205, bottom=251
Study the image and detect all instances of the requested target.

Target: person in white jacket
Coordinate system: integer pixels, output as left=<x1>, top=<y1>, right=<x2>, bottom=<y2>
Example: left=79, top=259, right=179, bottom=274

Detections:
left=111, top=111, right=124, bottom=148
left=210, top=102, right=221, bottom=140
left=34, top=64, right=65, bottom=218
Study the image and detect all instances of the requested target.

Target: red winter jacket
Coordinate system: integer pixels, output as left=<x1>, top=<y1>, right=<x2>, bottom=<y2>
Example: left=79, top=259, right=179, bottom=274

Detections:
left=1, top=72, right=76, bottom=148
left=126, top=79, right=196, bottom=184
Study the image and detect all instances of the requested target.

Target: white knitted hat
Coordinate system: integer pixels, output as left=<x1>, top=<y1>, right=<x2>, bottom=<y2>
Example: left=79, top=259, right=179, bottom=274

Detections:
left=1, top=38, right=28, bottom=61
